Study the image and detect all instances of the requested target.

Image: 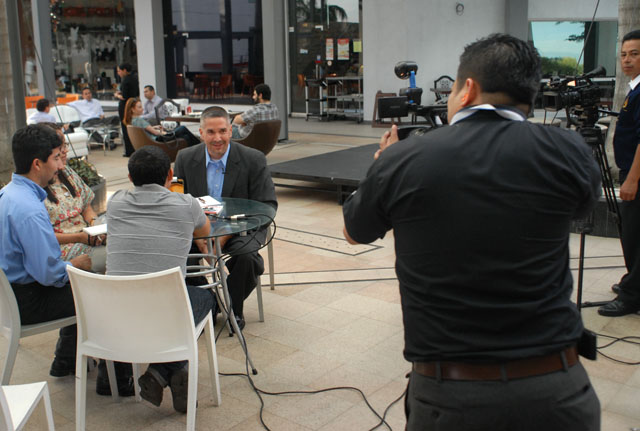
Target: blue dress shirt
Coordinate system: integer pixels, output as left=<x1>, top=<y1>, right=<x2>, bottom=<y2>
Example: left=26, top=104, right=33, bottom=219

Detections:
left=0, top=174, right=70, bottom=287
left=205, top=144, right=230, bottom=199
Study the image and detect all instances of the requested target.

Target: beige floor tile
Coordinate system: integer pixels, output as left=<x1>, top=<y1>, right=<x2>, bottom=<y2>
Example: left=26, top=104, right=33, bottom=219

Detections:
left=230, top=412, right=314, bottom=431
left=582, top=356, right=637, bottom=384
left=289, top=284, right=351, bottom=306
left=261, top=295, right=322, bottom=320
left=308, top=363, right=392, bottom=402
left=601, top=410, right=640, bottom=431
left=327, top=293, right=390, bottom=316
left=266, top=390, right=354, bottom=429
left=296, top=306, right=360, bottom=331
left=605, top=384, right=640, bottom=420
left=264, top=350, right=345, bottom=386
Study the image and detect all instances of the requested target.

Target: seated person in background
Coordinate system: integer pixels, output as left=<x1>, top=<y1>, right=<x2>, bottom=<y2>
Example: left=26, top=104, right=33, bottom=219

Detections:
left=67, top=88, right=105, bottom=123
left=68, top=89, right=118, bottom=149
left=42, top=124, right=106, bottom=274
left=0, top=124, right=91, bottom=379
left=142, top=85, right=163, bottom=124
left=232, top=83, right=279, bottom=139
left=175, top=107, right=277, bottom=329
left=123, top=97, right=200, bottom=147
left=106, top=146, right=215, bottom=414
left=28, top=99, right=70, bottom=132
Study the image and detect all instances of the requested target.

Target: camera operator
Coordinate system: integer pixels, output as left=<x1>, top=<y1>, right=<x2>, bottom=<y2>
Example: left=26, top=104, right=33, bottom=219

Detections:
left=599, top=30, right=640, bottom=317
left=342, top=34, right=601, bottom=431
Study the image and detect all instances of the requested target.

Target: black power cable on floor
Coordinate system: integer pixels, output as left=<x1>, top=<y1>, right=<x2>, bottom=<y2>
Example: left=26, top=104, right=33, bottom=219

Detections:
left=594, top=333, right=640, bottom=365
left=218, top=341, right=407, bottom=431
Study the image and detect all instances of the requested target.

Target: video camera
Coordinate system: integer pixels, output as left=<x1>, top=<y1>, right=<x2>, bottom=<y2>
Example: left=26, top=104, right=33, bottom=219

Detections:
left=542, top=66, right=606, bottom=128
left=377, top=61, right=447, bottom=140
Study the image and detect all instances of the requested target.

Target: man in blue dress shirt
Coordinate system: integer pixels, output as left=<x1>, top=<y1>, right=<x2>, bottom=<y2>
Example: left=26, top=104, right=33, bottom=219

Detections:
left=0, top=125, right=91, bottom=377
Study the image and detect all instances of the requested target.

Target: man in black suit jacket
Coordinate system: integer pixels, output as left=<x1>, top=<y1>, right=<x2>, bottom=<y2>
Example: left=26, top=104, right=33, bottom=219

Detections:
left=174, top=107, right=277, bottom=328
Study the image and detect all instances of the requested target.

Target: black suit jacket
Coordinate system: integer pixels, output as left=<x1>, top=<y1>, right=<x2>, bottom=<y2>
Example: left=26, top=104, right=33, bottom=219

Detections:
left=174, top=141, right=277, bottom=209
left=175, top=141, right=277, bottom=252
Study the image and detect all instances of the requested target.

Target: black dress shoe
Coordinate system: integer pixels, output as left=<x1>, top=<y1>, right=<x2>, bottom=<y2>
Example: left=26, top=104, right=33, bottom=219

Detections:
left=49, top=357, right=75, bottom=377
left=612, top=283, right=621, bottom=295
left=138, top=371, right=164, bottom=406
left=235, top=315, right=245, bottom=331
left=598, top=299, right=640, bottom=317
left=50, top=358, right=96, bottom=377
left=169, top=368, right=189, bottom=413
left=96, top=375, right=135, bottom=397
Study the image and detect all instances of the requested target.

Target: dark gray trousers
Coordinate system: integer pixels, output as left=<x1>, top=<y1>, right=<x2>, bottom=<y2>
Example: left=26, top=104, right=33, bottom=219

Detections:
left=405, top=362, right=600, bottom=431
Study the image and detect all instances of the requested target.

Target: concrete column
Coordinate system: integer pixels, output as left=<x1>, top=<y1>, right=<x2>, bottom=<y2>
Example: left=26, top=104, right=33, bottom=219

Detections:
left=134, top=0, right=166, bottom=96
left=1, top=0, right=24, bottom=181
left=262, top=0, right=288, bottom=141
left=505, top=0, right=529, bottom=41
left=31, top=0, right=56, bottom=100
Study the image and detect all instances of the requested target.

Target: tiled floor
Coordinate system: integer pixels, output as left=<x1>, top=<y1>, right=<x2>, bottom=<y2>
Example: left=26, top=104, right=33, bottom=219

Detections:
left=3, top=117, right=640, bottom=430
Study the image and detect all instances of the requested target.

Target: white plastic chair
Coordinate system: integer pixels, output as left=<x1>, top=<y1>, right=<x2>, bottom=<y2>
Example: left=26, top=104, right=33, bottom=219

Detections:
left=49, top=105, right=90, bottom=158
left=67, top=266, right=220, bottom=431
left=0, top=269, right=76, bottom=385
left=0, top=381, right=55, bottom=430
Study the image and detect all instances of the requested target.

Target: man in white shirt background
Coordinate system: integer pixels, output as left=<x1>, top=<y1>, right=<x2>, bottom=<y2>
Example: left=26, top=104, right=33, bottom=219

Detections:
left=68, top=88, right=118, bottom=149
left=68, top=88, right=105, bottom=123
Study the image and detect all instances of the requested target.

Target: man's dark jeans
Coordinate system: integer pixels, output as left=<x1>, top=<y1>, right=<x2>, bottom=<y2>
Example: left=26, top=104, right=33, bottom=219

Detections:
left=146, top=285, right=216, bottom=386
left=11, top=281, right=76, bottom=360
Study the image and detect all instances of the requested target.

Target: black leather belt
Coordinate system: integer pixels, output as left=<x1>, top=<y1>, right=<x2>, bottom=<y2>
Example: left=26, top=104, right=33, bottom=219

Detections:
left=412, top=346, right=578, bottom=381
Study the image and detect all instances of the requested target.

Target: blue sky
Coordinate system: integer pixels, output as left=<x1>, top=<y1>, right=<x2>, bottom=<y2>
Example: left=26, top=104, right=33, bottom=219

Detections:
left=530, top=21, right=586, bottom=62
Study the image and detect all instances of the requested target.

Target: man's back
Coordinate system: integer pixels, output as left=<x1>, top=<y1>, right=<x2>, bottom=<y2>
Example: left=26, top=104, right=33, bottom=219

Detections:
left=106, top=184, right=207, bottom=276
left=345, top=110, right=600, bottom=362
left=236, top=103, right=279, bottom=138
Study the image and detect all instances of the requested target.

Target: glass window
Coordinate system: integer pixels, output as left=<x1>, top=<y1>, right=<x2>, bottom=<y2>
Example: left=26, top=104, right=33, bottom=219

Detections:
left=164, top=0, right=263, bottom=103
left=288, top=0, right=362, bottom=114
left=530, top=21, right=617, bottom=78
left=47, top=0, right=137, bottom=99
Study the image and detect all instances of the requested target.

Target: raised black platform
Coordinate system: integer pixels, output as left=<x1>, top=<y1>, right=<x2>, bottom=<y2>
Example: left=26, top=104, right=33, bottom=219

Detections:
left=269, top=143, right=377, bottom=203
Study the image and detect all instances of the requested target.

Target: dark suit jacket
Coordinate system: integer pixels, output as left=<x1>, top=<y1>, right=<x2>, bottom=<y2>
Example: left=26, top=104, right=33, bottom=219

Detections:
left=174, top=141, right=277, bottom=252
left=174, top=141, right=277, bottom=209
left=118, top=73, right=140, bottom=118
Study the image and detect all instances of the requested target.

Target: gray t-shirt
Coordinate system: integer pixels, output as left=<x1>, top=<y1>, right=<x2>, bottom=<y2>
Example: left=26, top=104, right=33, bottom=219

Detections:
left=106, top=184, right=208, bottom=276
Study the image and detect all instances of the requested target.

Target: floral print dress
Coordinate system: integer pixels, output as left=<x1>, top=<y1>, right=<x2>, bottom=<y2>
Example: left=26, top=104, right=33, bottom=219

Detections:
left=44, top=166, right=95, bottom=261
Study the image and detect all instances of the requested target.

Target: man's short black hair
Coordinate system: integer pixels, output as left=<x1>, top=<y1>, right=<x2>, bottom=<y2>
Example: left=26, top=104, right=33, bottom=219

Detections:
left=128, top=146, right=171, bottom=187
left=254, top=83, right=271, bottom=100
left=622, top=30, right=640, bottom=44
left=144, top=85, right=155, bottom=92
left=12, top=124, right=62, bottom=174
left=118, top=63, right=133, bottom=73
left=456, top=33, right=541, bottom=106
left=36, top=98, right=50, bottom=112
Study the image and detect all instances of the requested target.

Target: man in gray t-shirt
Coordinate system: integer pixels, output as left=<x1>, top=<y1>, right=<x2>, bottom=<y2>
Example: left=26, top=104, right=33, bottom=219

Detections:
left=105, top=146, right=214, bottom=414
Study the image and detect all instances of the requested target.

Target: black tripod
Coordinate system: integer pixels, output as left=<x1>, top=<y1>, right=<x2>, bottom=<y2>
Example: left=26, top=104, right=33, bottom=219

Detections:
left=574, top=125, right=622, bottom=311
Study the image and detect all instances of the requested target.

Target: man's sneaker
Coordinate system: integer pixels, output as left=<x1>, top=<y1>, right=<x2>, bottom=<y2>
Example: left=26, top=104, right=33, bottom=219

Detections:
left=96, top=375, right=135, bottom=397
left=138, top=371, right=164, bottom=406
left=169, top=368, right=189, bottom=413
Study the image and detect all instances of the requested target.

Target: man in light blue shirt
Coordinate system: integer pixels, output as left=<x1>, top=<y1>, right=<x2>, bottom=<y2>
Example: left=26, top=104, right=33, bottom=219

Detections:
left=0, top=125, right=91, bottom=378
left=205, top=140, right=229, bottom=199
left=142, top=85, right=163, bottom=123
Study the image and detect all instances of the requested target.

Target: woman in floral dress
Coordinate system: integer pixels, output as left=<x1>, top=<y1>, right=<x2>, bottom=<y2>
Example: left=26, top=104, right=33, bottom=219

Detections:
left=43, top=125, right=106, bottom=272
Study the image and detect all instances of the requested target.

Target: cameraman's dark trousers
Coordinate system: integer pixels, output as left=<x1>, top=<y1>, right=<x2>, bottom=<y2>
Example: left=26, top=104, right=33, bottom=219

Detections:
left=405, top=348, right=600, bottom=431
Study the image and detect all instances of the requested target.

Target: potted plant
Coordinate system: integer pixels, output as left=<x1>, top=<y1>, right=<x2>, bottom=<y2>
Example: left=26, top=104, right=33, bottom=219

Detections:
left=68, top=157, right=107, bottom=214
